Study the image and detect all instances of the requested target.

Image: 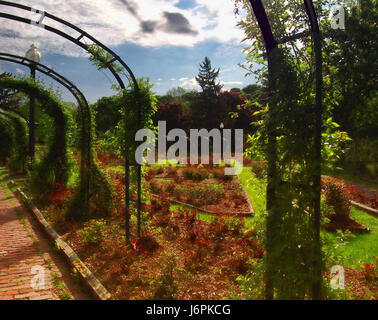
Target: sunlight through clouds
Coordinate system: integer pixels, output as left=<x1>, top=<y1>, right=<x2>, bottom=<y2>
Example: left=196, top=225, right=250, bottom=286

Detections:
left=0, top=0, right=244, bottom=56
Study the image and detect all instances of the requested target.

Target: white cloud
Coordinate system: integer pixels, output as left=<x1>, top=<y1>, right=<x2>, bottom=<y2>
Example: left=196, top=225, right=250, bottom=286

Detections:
left=178, top=76, right=198, bottom=89
left=0, top=0, right=245, bottom=57
left=15, top=67, right=26, bottom=75
left=221, top=80, right=243, bottom=85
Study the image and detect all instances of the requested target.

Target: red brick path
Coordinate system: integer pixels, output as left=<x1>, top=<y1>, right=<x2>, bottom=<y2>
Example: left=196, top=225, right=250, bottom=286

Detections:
left=0, top=184, right=90, bottom=300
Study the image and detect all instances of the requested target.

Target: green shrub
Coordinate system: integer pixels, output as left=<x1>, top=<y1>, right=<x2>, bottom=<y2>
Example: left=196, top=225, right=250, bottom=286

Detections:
left=188, top=183, right=224, bottom=206
left=343, top=138, right=378, bottom=178
left=0, top=118, right=14, bottom=164
left=156, top=166, right=164, bottom=175
left=150, top=181, right=161, bottom=194
left=183, top=168, right=208, bottom=181
left=164, top=182, right=176, bottom=193
left=212, top=168, right=233, bottom=181
left=250, top=161, right=265, bottom=179
left=151, top=252, right=179, bottom=299
left=78, top=219, right=107, bottom=245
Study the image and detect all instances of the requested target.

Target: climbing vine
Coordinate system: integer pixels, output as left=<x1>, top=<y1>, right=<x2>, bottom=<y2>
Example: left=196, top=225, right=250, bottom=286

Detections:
left=0, top=77, right=71, bottom=202
left=114, top=79, right=157, bottom=161
left=65, top=101, right=114, bottom=220
left=0, top=112, right=28, bottom=173
left=0, top=115, right=14, bottom=164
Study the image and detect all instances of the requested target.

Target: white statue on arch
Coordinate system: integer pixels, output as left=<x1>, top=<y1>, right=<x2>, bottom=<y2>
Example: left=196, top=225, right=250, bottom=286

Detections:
left=25, top=44, right=41, bottom=64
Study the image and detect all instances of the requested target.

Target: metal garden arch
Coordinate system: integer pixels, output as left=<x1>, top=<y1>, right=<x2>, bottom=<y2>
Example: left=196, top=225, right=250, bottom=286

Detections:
left=0, top=0, right=142, bottom=243
left=0, top=52, right=92, bottom=208
left=246, top=0, right=323, bottom=299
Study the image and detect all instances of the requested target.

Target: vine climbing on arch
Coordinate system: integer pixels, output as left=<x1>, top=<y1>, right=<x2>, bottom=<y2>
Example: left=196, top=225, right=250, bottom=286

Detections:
left=0, top=72, right=113, bottom=219
left=0, top=76, right=71, bottom=202
left=0, top=111, right=28, bottom=172
left=0, top=0, right=147, bottom=243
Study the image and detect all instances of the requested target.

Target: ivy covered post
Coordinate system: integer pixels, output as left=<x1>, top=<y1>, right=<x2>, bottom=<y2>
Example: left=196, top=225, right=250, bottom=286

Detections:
left=88, top=45, right=156, bottom=244
left=115, top=80, right=156, bottom=244
left=246, top=0, right=324, bottom=299
left=25, top=44, right=41, bottom=166
left=304, top=0, right=323, bottom=300
left=247, top=0, right=279, bottom=300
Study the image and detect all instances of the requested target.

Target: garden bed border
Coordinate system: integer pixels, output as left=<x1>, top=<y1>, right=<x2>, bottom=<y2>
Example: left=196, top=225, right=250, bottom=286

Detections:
left=150, top=187, right=254, bottom=217
left=351, top=200, right=378, bottom=218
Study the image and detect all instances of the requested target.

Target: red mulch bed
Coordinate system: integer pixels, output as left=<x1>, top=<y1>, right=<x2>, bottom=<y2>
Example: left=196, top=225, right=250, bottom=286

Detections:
left=344, top=267, right=378, bottom=300
left=61, top=203, right=263, bottom=300
left=324, top=216, right=370, bottom=233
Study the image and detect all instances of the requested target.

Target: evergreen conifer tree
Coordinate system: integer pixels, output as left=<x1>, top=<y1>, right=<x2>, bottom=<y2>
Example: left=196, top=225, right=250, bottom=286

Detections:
left=195, top=57, right=223, bottom=98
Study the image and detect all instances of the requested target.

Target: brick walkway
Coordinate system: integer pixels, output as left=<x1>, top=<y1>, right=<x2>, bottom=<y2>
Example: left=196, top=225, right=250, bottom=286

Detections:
left=0, top=183, right=91, bottom=300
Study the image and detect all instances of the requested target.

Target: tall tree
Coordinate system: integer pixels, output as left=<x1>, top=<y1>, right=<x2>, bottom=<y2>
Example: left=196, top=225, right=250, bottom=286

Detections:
left=192, top=57, right=223, bottom=129
left=94, top=95, right=123, bottom=134
left=195, top=56, right=223, bottom=98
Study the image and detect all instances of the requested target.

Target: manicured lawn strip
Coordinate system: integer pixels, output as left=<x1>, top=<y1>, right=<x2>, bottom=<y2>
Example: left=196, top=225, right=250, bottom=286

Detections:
left=324, top=208, right=377, bottom=268
left=324, top=169, right=378, bottom=189
left=338, top=174, right=378, bottom=189
left=237, top=167, right=378, bottom=268
left=153, top=177, right=173, bottom=181
left=238, top=167, right=266, bottom=228
left=0, top=168, right=24, bottom=195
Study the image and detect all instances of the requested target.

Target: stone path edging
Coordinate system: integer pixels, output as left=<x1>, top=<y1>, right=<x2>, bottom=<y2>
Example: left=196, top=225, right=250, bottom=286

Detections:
left=351, top=200, right=378, bottom=217
left=8, top=180, right=111, bottom=300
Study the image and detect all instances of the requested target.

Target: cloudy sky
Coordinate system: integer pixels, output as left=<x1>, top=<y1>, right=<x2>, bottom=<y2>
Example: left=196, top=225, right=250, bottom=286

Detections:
left=0, top=0, right=254, bottom=103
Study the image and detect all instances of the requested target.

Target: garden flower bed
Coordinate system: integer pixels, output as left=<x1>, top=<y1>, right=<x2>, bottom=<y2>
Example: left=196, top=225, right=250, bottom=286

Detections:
left=145, top=165, right=253, bottom=215
left=8, top=159, right=262, bottom=300
left=55, top=199, right=263, bottom=299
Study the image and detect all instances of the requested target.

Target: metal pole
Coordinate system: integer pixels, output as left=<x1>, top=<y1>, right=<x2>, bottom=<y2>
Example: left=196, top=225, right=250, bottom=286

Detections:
left=312, top=27, right=323, bottom=301
left=137, top=90, right=142, bottom=241
left=29, top=64, right=36, bottom=166
left=247, top=0, right=278, bottom=300
left=125, top=157, right=130, bottom=243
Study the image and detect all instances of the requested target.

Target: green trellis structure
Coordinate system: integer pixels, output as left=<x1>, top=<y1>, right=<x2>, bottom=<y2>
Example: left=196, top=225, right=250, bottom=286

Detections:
left=0, top=111, right=28, bottom=172
left=247, top=0, right=323, bottom=299
left=0, top=52, right=91, bottom=203
left=0, top=52, right=115, bottom=219
left=0, top=1, right=144, bottom=242
left=0, top=77, right=71, bottom=194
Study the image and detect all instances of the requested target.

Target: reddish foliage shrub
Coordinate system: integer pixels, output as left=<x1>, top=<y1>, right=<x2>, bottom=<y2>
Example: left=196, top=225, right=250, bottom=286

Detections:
left=150, top=195, right=170, bottom=213
left=46, top=184, right=74, bottom=209
left=344, top=184, right=377, bottom=209
left=167, top=165, right=177, bottom=177
left=322, top=177, right=351, bottom=221
left=363, top=257, right=377, bottom=282
left=149, top=181, right=161, bottom=194
left=145, top=168, right=156, bottom=181
left=98, top=154, right=123, bottom=166
left=138, top=232, right=159, bottom=254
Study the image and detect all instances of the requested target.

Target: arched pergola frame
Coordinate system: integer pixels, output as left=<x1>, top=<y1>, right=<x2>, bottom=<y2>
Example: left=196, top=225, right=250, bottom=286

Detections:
left=0, top=52, right=92, bottom=210
left=0, top=1, right=143, bottom=243
left=247, top=0, right=323, bottom=299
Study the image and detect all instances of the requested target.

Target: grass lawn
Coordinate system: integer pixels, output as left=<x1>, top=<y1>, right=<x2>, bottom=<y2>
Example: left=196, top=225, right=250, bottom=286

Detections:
left=324, top=169, right=378, bottom=189
left=323, top=208, right=377, bottom=268
left=237, top=166, right=377, bottom=268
